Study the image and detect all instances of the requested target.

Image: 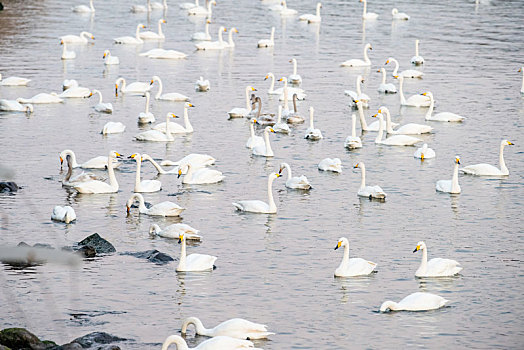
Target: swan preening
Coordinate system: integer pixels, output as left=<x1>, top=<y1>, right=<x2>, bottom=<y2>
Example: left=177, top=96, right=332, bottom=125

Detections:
left=181, top=317, right=274, bottom=339
left=232, top=172, right=282, bottom=214
left=258, top=27, right=275, bottom=48
left=0, top=99, right=34, bottom=113
left=150, top=223, right=202, bottom=241
left=318, top=158, right=342, bottom=173
left=414, top=144, right=435, bottom=160
left=195, top=76, right=210, bottom=91
left=177, top=233, right=217, bottom=272
left=436, top=156, right=461, bottom=194
left=334, top=237, right=377, bottom=277
left=461, top=140, right=513, bottom=176
left=279, top=162, right=311, bottom=190
left=411, top=40, right=424, bottom=65
left=341, top=43, right=372, bottom=67
left=51, top=206, right=76, bottom=224
left=161, top=335, right=257, bottom=350
left=380, top=292, right=449, bottom=312
left=73, top=151, right=122, bottom=194
left=413, top=241, right=462, bottom=277
left=101, top=122, right=125, bottom=135
left=126, top=193, right=185, bottom=216
left=299, top=2, right=322, bottom=23
left=353, top=162, right=386, bottom=199
left=0, top=73, right=31, bottom=86
left=423, top=92, right=465, bottom=122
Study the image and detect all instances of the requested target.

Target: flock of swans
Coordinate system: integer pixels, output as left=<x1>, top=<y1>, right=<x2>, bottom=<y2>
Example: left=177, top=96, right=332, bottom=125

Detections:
left=0, top=0, right=521, bottom=348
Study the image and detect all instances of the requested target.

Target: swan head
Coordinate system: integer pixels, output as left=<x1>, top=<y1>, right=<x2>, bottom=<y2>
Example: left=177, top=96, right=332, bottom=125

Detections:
left=372, top=112, right=383, bottom=120
left=128, top=153, right=142, bottom=162
left=334, top=237, right=349, bottom=250
left=366, top=43, right=372, bottom=50
left=392, top=8, right=398, bottom=15
left=379, top=301, right=396, bottom=313
left=455, top=156, right=460, bottom=165
left=421, top=92, right=433, bottom=98
left=265, top=126, right=275, bottom=133
left=161, top=19, right=166, bottom=24
left=278, top=77, right=288, bottom=83
left=149, top=224, right=161, bottom=236
left=25, top=104, right=34, bottom=113
left=357, top=75, right=365, bottom=84
left=138, top=23, right=146, bottom=29
left=231, top=28, right=239, bottom=33
left=502, top=140, right=514, bottom=146
left=60, top=40, right=64, bottom=45
left=185, top=102, right=195, bottom=108
left=353, top=162, right=361, bottom=169
left=270, top=172, right=282, bottom=181
left=377, top=106, right=389, bottom=115
left=413, top=241, right=427, bottom=253
left=103, top=50, right=110, bottom=58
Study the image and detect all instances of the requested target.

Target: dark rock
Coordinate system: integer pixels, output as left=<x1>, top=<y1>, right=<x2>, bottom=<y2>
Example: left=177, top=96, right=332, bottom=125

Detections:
left=0, top=3, right=3, bottom=11
left=71, top=332, right=126, bottom=348
left=75, top=246, right=96, bottom=258
left=77, top=234, right=115, bottom=255
left=33, top=243, right=54, bottom=250
left=121, top=250, right=174, bottom=265
left=17, top=242, right=30, bottom=247
left=53, top=342, right=83, bottom=350
left=0, top=345, right=11, bottom=350
left=0, top=182, right=18, bottom=192
left=0, top=328, right=46, bottom=349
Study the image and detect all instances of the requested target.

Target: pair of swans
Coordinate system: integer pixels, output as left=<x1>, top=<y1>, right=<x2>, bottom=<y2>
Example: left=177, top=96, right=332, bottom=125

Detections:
left=88, top=89, right=113, bottom=113
left=334, top=237, right=377, bottom=277
left=304, top=107, right=323, bottom=140
left=345, top=75, right=370, bottom=107
left=461, top=140, right=513, bottom=176
left=161, top=335, right=257, bottom=350
left=61, top=154, right=103, bottom=187
left=195, top=76, right=210, bottom=91
left=60, top=149, right=119, bottom=169
left=411, top=39, right=424, bottom=65
left=17, top=93, right=63, bottom=104
left=126, top=193, right=185, bottom=216
left=72, top=0, right=94, bottom=13
left=0, top=73, right=31, bottom=86
left=436, top=156, right=461, bottom=194
left=103, top=50, right=119, bottom=65
left=177, top=233, right=217, bottom=272
left=155, top=102, right=194, bottom=133
left=177, top=163, right=225, bottom=184
left=60, top=31, right=94, bottom=44
left=391, top=8, right=409, bottom=20
left=181, top=317, right=274, bottom=340
left=233, top=172, right=282, bottom=214
left=279, top=162, right=311, bottom=190
left=139, top=19, right=166, bottom=40
left=51, top=206, right=76, bottom=224
left=341, top=43, right=372, bottom=67
left=228, top=86, right=257, bottom=118
left=423, top=92, right=465, bottom=121
left=377, top=68, right=397, bottom=93
left=360, top=0, right=378, bottom=20
left=0, top=99, right=34, bottom=113
left=73, top=151, right=122, bottom=193
left=195, top=26, right=227, bottom=50
left=386, top=57, right=423, bottom=78
left=60, top=41, right=76, bottom=60
left=257, top=27, right=275, bottom=48
left=150, top=76, right=190, bottom=101
left=252, top=126, right=276, bottom=157
left=379, top=106, right=433, bottom=134
left=380, top=292, right=449, bottom=312
left=299, top=2, right=322, bottom=23
left=344, top=114, right=362, bottom=149
left=372, top=113, right=422, bottom=146
left=114, top=24, right=145, bottom=44
left=273, top=105, right=291, bottom=133
left=115, top=77, right=150, bottom=96
left=150, top=223, right=201, bottom=241
left=397, top=76, right=430, bottom=107
left=353, top=162, right=386, bottom=199
left=288, top=58, right=302, bottom=85
left=192, top=20, right=211, bottom=41
left=135, top=113, right=177, bottom=141
left=129, top=153, right=162, bottom=192
left=187, top=0, right=216, bottom=16
left=413, top=241, right=462, bottom=277
left=318, top=158, right=342, bottom=173
left=414, top=144, right=435, bottom=160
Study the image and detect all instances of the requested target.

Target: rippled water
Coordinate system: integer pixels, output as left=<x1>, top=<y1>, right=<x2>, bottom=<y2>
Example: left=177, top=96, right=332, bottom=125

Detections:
left=1, top=0, right=523, bottom=348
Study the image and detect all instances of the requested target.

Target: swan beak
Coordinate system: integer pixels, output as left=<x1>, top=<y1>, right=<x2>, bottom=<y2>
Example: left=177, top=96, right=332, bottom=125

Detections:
left=60, top=156, right=64, bottom=168
left=234, top=29, right=239, bottom=33
left=171, top=114, right=179, bottom=118
left=126, top=206, right=130, bottom=214
left=334, top=241, right=341, bottom=250
left=224, top=28, right=227, bottom=32
left=251, top=87, right=257, bottom=91
left=353, top=163, right=359, bottom=169
left=177, top=169, right=182, bottom=178
left=269, top=128, right=275, bottom=133
left=369, top=46, right=373, bottom=50
left=421, top=92, right=427, bottom=96
left=103, top=53, right=107, bottom=58
left=276, top=173, right=281, bottom=177
left=115, top=152, right=123, bottom=159
left=377, top=109, right=382, bottom=114
left=278, top=168, right=283, bottom=174
left=188, top=103, right=195, bottom=107
left=456, top=159, right=461, bottom=164
left=253, top=118, right=258, bottom=124
left=264, top=75, right=268, bottom=80
left=178, top=235, right=183, bottom=244
left=385, top=60, right=389, bottom=64
left=91, top=36, right=95, bottom=40
left=354, top=99, right=360, bottom=103
left=372, top=114, right=377, bottom=118
left=507, top=141, right=514, bottom=145
left=413, top=245, right=420, bottom=253
left=88, top=92, right=93, bottom=98
left=393, top=75, right=399, bottom=79
left=377, top=69, right=381, bottom=73
left=150, top=80, right=154, bottom=85
left=519, top=68, right=522, bottom=72
left=128, top=154, right=136, bottom=159
left=421, top=153, right=425, bottom=161
left=163, top=19, right=166, bottom=23
left=115, top=85, right=118, bottom=96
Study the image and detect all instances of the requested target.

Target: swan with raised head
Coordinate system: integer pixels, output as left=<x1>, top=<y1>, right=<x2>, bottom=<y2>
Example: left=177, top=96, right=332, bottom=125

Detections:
left=114, top=24, right=145, bottom=44
left=397, top=76, right=430, bottom=107
left=373, top=113, right=422, bottom=146
left=273, top=105, right=290, bottom=133
left=258, top=27, right=275, bottom=48
left=73, top=151, right=122, bottom=193
left=288, top=58, right=302, bottom=85
left=252, top=126, right=276, bottom=157
left=377, top=68, right=397, bottom=93
left=380, top=106, right=432, bottom=134
left=279, top=1, right=297, bottom=16
left=299, top=2, right=322, bottom=23
left=0, top=74, right=31, bottom=86
left=115, top=77, right=150, bottom=96
left=60, top=41, right=76, bottom=60
left=59, top=149, right=119, bottom=169
left=360, top=0, right=378, bottom=20
left=195, top=76, right=210, bottom=91
left=246, top=119, right=265, bottom=149
left=353, top=162, right=386, bottom=199
left=60, top=31, right=94, bottom=44
left=58, top=83, right=90, bottom=98
left=344, top=114, right=362, bottom=149
left=334, top=237, right=377, bottom=277
left=264, top=73, right=302, bottom=96
left=318, top=158, right=342, bottom=173
left=192, top=19, right=212, bottom=41
left=0, top=99, right=33, bottom=113
left=181, top=317, right=274, bottom=339
left=461, top=140, right=513, bottom=176
left=139, top=19, right=166, bottom=40
left=188, top=0, right=216, bottom=16
left=51, top=206, right=76, bottom=224
left=391, top=8, right=409, bottom=20
left=154, top=102, right=194, bottom=133
left=126, top=193, right=185, bottom=217
left=286, top=93, right=304, bottom=124
left=150, top=223, right=201, bottom=241
left=129, top=153, right=162, bottom=193
left=436, top=156, right=461, bottom=193
left=162, top=335, right=256, bottom=350
left=276, top=76, right=306, bottom=100
left=414, top=144, right=435, bottom=160
left=195, top=26, right=226, bottom=50
left=103, top=50, right=119, bottom=65
left=139, top=48, right=187, bottom=59
left=345, top=75, right=370, bottom=107
left=150, top=76, right=189, bottom=101
left=380, top=292, right=449, bottom=312
left=423, top=92, right=465, bottom=121
left=223, top=27, right=238, bottom=48
left=411, top=39, right=424, bottom=65
left=233, top=172, right=282, bottom=214
left=386, top=57, right=423, bottom=78
left=177, top=233, right=217, bottom=272
left=151, top=0, right=167, bottom=10
left=138, top=92, right=155, bottom=123
left=180, top=0, right=198, bottom=10
left=101, top=122, right=125, bottom=135
left=341, top=43, right=372, bottom=67
left=178, top=163, right=224, bottom=185
left=131, top=0, right=151, bottom=12
left=73, top=0, right=95, bottom=13
left=228, top=86, right=257, bottom=118
left=88, top=89, right=113, bottom=113
left=17, top=93, right=63, bottom=104
left=413, top=241, right=462, bottom=277
left=279, top=162, right=311, bottom=190
left=135, top=113, right=177, bottom=141
left=304, top=107, right=323, bottom=140
left=61, top=154, right=102, bottom=187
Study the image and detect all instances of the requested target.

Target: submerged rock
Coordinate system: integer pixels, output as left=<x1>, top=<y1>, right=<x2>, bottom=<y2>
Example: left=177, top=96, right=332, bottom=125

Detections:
left=0, top=182, right=18, bottom=193
left=121, top=250, right=174, bottom=265
left=77, top=233, right=116, bottom=255
left=72, top=332, right=126, bottom=348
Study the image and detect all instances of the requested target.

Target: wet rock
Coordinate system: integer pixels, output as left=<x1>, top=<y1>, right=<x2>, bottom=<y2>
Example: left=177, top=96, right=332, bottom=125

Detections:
left=0, top=327, right=46, bottom=349
left=77, top=234, right=115, bottom=255
left=75, top=246, right=96, bottom=258
left=17, top=241, right=31, bottom=247
left=121, top=250, right=174, bottom=265
left=71, top=332, right=126, bottom=348
left=0, top=182, right=18, bottom=192
left=33, top=243, right=54, bottom=250
left=52, top=342, right=83, bottom=350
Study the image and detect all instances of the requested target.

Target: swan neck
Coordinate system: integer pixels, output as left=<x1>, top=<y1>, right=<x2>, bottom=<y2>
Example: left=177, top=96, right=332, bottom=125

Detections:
left=95, top=90, right=103, bottom=104
left=67, top=151, right=79, bottom=168
left=155, top=78, right=163, bottom=99
left=342, top=243, right=350, bottom=265
left=392, top=59, right=399, bottom=75
left=134, top=157, right=142, bottom=189
left=90, top=0, right=94, bottom=11
left=521, top=68, right=524, bottom=91
left=145, top=93, right=151, bottom=113
left=218, top=28, right=223, bottom=43
left=356, top=77, right=362, bottom=95
left=309, top=109, right=314, bottom=129
left=277, top=106, right=282, bottom=123
left=228, top=31, right=234, bottom=45
left=179, top=237, right=187, bottom=271
left=283, top=86, right=289, bottom=109
left=362, top=0, right=367, bottom=15
left=64, top=158, right=73, bottom=181
left=415, top=40, right=419, bottom=56
left=351, top=114, right=357, bottom=137
left=184, top=165, right=194, bottom=182
left=267, top=175, right=277, bottom=212
left=499, top=143, right=508, bottom=174
left=256, top=99, right=262, bottom=118
left=107, top=153, right=118, bottom=190
left=136, top=25, right=141, bottom=39
left=293, top=59, right=297, bottom=75
left=452, top=162, right=460, bottom=192
left=385, top=109, right=394, bottom=133
left=181, top=317, right=210, bottom=336
left=419, top=247, right=428, bottom=273
left=292, top=94, right=297, bottom=112
left=270, top=27, right=275, bottom=42
left=158, top=21, right=164, bottom=36
left=316, top=3, right=321, bottom=16
left=162, top=336, right=189, bottom=350
left=245, top=86, right=251, bottom=110
left=375, top=115, right=384, bottom=143
left=381, top=69, right=386, bottom=84
left=146, top=156, right=167, bottom=174
left=165, top=113, right=173, bottom=140
left=363, top=46, right=370, bottom=64
left=399, top=78, right=407, bottom=105
left=184, top=106, right=193, bottom=132
left=425, top=94, right=434, bottom=119
left=284, top=163, right=292, bottom=180
left=358, top=103, right=368, bottom=130
left=264, top=129, right=273, bottom=155
left=269, top=74, right=275, bottom=92
left=360, top=163, right=366, bottom=189
left=205, top=21, right=210, bottom=35
left=249, top=122, right=255, bottom=138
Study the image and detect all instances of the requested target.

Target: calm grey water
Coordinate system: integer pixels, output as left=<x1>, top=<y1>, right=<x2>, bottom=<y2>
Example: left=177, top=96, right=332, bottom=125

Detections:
left=1, top=0, right=523, bottom=348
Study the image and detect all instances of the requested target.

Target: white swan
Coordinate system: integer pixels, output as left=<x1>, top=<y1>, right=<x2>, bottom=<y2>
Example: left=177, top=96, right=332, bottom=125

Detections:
left=377, top=68, right=397, bottom=93
left=278, top=76, right=306, bottom=100
left=51, top=206, right=76, bottom=224
left=126, top=193, right=185, bottom=217
left=341, top=43, right=372, bottom=67
left=423, top=92, right=465, bottom=122
left=154, top=102, right=194, bottom=133
left=287, top=58, right=302, bottom=85
left=345, top=75, right=370, bottom=107
left=245, top=119, right=265, bottom=149
left=192, top=19, right=211, bottom=41
left=519, top=67, right=524, bottom=94
left=195, top=76, right=210, bottom=91
left=252, top=126, right=275, bottom=157
left=102, top=50, right=119, bottom=65
left=135, top=113, right=177, bottom=141
left=353, top=162, right=386, bottom=199
left=62, top=79, right=78, bottom=91
left=195, top=26, right=226, bottom=50
left=0, top=99, right=33, bottom=113
left=373, top=113, right=422, bottom=146
left=143, top=154, right=216, bottom=175
left=17, top=93, right=63, bottom=104
left=380, top=106, right=432, bottom=134
left=151, top=0, right=167, bottom=10
left=436, top=156, right=461, bottom=194
left=279, top=1, right=297, bottom=16
left=129, top=153, right=162, bottom=192
left=188, top=0, right=215, bottom=16
left=258, top=27, right=275, bottom=48
left=60, top=41, right=76, bottom=60
left=273, top=105, right=290, bottom=134
left=461, top=140, right=513, bottom=176
left=59, top=149, right=119, bottom=169
left=180, top=0, right=198, bottom=10
left=115, top=77, right=150, bottom=96
left=299, top=2, right=322, bottom=23
left=279, top=162, right=311, bottom=190
left=161, top=335, right=256, bottom=350
left=264, top=73, right=303, bottom=97
left=177, top=233, right=217, bottom=272
left=88, top=89, right=113, bottom=113
left=334, top=237, right=377, bottom=277
left=59, top=84, right=90, bottom=98
left=414, top=144, right=435, bottom=160
left=397, top=76, right=430, bottom=107
left=391, top=8, right=409, bottom=20
left=286, top=93, right=304, bottom=124
left=223, top=27, right=238, bottom=48
left=101, top=122, right=125, bottom=135
left=72, top=0, right=95, bottom=13
left=413, top=241, right=462, bottom=277
left=178, top=163, right=224, bottom=184
left=318, top=158, right=342, bottom=173
left=150, top=76, right=190, bottom=102
left=150, top=223, right=201, bottom=241
left=380, top=292, right=449, bottom=312
left=73, top=151, right=122, bottom=193
left=0, top=74, right=31, bottom=86
left=233, top=172, right=281, bottom=214
left=411, top=39, right=424, bottom=65
left=60, top=31, right=95, bottom=44
left=139, top=19, right=166, bottom=40
left=344, top=114, right=362, bottom=149
left=114, top=24, right=145, bottom=44
left=304, top=107, right=323, bottom=140
left=360, top=0, right=378, bottom=20
left=139, top=48, right=187, bottom=59
left=181, top=317, right=274, bottom=340
left=138, top=92, right=155, bottom=124
left=386, top=57, right=423, bottom=78
left=228, top=86, right=257, bottom=118
left=131, top=0, right=151, bottom=13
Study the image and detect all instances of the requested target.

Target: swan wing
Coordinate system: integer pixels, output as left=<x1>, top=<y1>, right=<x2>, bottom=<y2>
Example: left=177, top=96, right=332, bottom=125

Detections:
left=286, top=176, right=311, bottom=189
left=435, top=180, right=452, bottom=193
left=148, top=201, right=184, bottom=216
left=213, top=319, right=272, bottom=339
left=159, top=92, right=190, bottom=101
left=398, top=292, right=448, bottom=311
left=74, top=180, right=115, bottom=194
left=426, top=258, right=462, bottom=276
left=139, top=180, right=162, bottom=192
left=461, top=163, right=503, bottom=176
left=344, top=258, right=377, bottom=276
left=135, top=130, right=169, bottom=142
left=430, top=112, right=465, bottom=122
left=405, top=94, right=431, bottom=107
left=184, top=253, right=217, bottom=271
left=233, top=200, right=271, bottom=213
left=196, top=336, right=255, bottom=349
left=396, top=123, right=433, bottom=134
left=190, top=169, right=224, bottom=184
left=383, top=135, right=421, bottom=146
left=344, top=136, right=362, bottom=149
left=340, top=59, right=368, bottom=67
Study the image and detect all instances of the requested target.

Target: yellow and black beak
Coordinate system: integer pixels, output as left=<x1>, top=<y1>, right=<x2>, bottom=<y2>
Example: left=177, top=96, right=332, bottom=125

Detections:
left=413, top=245, right=420, bottom=253
left=393, top=75, right=399, bottom=79
left=372, top=113, right=377, bottom=118
left=103, top=53, right=107, bottom=59
left=456, top=158, right=461, bottom=165
left=188, top=103, right=195, bottom=108
left=177, top=168, right=182, bottom=178
left=421, top=153, right=425, bottom=161
left=269, top=128, right=275, bottom=133
left=353, top=163, right=359, bottom=169
left=275, top=173, right=281, bottom=178
left=264, top=75, right=269, bottom=80
left=150, top=80, right=154, bottom=85
left=128, top=153, right=136, bottom=159
left=334, top=241, right=342, bottom=250
left=385, top=60, right=390, bottom=64
left=507, top=141, right=514, bottom=145
left=421, top=92, right=427, bottom=96
left=251, top=87, right=257, bottom=91
left=59, top=156, right=64, bottom=169
left=126, top=205, right=130, bottom=215
left=115, top=84, right=119, bottom=96
left=178, top=234, right=183, bottom=244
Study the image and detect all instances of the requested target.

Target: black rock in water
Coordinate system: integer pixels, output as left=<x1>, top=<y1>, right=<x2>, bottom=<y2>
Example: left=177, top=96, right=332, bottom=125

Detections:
left=0, top=182, right=18, bottom=192
left=72, top=332, right=127, bottom=348
left=121, top=250, right=174, bottom=265
left=0, top=327, right=47, bottom=349
left=77, top=233, right=116, bottom=254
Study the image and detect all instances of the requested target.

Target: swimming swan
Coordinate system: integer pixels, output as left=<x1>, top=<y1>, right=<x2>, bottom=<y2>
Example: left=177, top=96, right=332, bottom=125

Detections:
left=129, top=153, right=162, bottom=193
left=58, top=84, right=90, bottom=98
left=318, top=158, right=342, bottom=173
left=187, top=0, right=216, bottom=16
left=411, top=39, right=424, bottom=65
left=51, top=206, right=76, bottom=224
left=161, top=335, right=256, bottom=350
left=192, top=19, right=211, bottom=41
left=150, top=75, right=190, bottom=101
left=299, top=2, right=322, bottom=23
left=232, top=172, right=282, bottom=214
left=377, top=68, right=397, bottom=94
left=286, top=93, right=304, bottom=124
left=150, top=223, right=201, bottom=241
left=103, top=50, right=119, bottom=65
left=88, top=89, right=113, bottom=113
left=139, top=48, right=187, bottom=59
left=154, top=102, right=194, bottom=133
left=131, top=0, right=151, bottom=13
left=273, top=105, right=290, bottom=133
left=0, top=74, right=31, bottom=86
left=252, top=126, right=276, bottom=157
left=144, top=154, right=216, bottom=175
left=137, top=92, right=155, bottom=123
left=391, top=8, right=409, bottom=20
left=413, top=241, right=462, bottom=277
left=17, top=93, right=63, bottom=104
left=461, top=140, right=513, bottom=176
left=195, top=26, right=225, bottom=50
left=177, top=233, right=217, bottom=272
left=341, top=43, right=372, bottom=67
left=115, top=77, right=150, bottom=96
left=334, top=237, right=377, bottom=277
left=101, top=122, right=125, bottom=135
left=360, top=0, right=378, bottom=20
left=60, top=31, right=95, bottom=44
left=345, top=75, right=370, bottom=107
left=380, top=292, right=449, bottom=312
left=177, top=163, right=225, bottom=184
left=344, top=114, right=362, bottom=149
left=279, top=162, right=311, bottom=190
left=288, top=58, right=302, bottom=85
left=135, top=113, right=177, bottom=141
left=195, top=76, right=210, bottom=91
left=353, top=162, right=386, bottom=199
left=372, top=113, right=422, bottom=146
left=258, top=27, right=275, bottom=48
left=246, top=119, right=265, bottom=149
left=114, top=23, right=145, bottom=44
left=413, top=144, right=435, bottom=160
left=228, top=86, right=257, bottom=118
left=436, top=156, right=461, bottom=194
left=386, top=57, right=423, bottom=78
left=397, top=76, right=430, bottom=107
left=73, top=0, right=95, bottom=13
left=423, top=92, right=465, bottom=122
left=62, top=154, right=102, bottom=187
left=380, top=106, right=432, bottom=134
left=59, top=149, right=119, bottom=169
left=139, top=19, right=166, bottom=40
left=0, top=99, right=33, bottom=113
left=60, top=41, right=76, bottom=60
left=73, top=151, right=122, bottom=193
left=223, top=27, right=238, bottom=48
left=181, top=317, right=274, bottom=339
left=304, top=107, right=323, bottom=140
left=126, top=193, right=185, bottom=216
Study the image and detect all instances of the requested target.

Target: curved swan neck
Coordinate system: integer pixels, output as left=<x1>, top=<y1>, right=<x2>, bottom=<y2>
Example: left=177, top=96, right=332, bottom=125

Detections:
left=384, top=108, right=394, bottom=133
left=256, top=98, right=262, bottom=118
left=107, top=152, right=118, bottom=189
left=183, top=164, right=194, bottom=182
left=64, top=156, right=73, bottom=181
left=181, top=317, right=210, bottom=336
left=499, top=142, right=508, bottom=174
left=270, top=27, right=275, bottom=42
left=380, top=301, right=397, bottom=312
left=144, top=155, right=167, bottom=174
left=357, top=102, right=368, bottom=130
left=415, top=40, right=420, bottom=56
left=267, top=175, right=277, bottom=212
left=351, top=113, right=357, bottom=137
left=64, top=150, right=79, bottom=168
left=391, top=58, right=399, bottom=75
left=452, top=162, right=460, bottom=192
left=380, top=68, right=386, bottom=84
left=264, top=129, right=273, bottom=155
left=162, top=335, right=189, bottom=350
left=375, top=114, right=384, bottom=143
left=398, top=77, right=407, bottom=105
left=94, top=90, right=103, bottom=104
left=363, top=45, right=370, bottom=64
left=183, top=106, right=193, bottom=132
left=135, top=24, right=142, bottom=40
left=154, top=77, right=163, bottom=99
left=425, top=93, right=434, bottom=120
left=316, top=2, right=321, bottom=16
left=283, top=163, right=292, bottom=180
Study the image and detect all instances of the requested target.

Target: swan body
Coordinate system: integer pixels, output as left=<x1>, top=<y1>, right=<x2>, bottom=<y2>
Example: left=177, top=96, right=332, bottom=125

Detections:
left=151, top=76, right=190, bottom=101
left=380, top=292, right=449, bottom=312
left=278, top=1, right=297, bottom=16
left=195, top=76, right=210, bottom=91
left=273, top=105, right=290, bottom=133
left=151, top=0, right=167, bottom=10
left=223, top=28, right=238, bottom=48
left=354, top=162, right=386, bottom=199
left=373, top=113, right=422, bottom=146
left=360, top=0, right=378, bottom=19
left=252, top=126, right=276, bottom=157
left=228, top=86, right=257, bottom=118
left=178, top=163, right=224, bottom=184
left=58, top=85, right=90, bottom=98
left=246, top=119, right=265, bottom=149
left=62, top=79, right=78, bottom=90
left=196, top=26, right=226, bottom=50
left=136, top=113, right=177, bottom=141
left=414, top=144, right=435, bottom=160
left=380, top=106, right=432, bottom=134
left=60, top=31, right=94, bottom=44
left=161, top=335, right=257, bottom=350
left=461, top=140, right=513, bottom=176
left=233, top=173, right=281, bottom=214
left=345, top=75, right=370, bottom=107
left=127, top=193, right=185, bottom=217
left=0, top=99, right=33, bottom=113
left=304, top=107, right=323, bottom=140
left=180, top=0, right=198, bottom=9
left=137, top=91, right=155, bottom=124
left=386, top=57, right=423, bottom=78
left=288, top=58, right=302, bottom=85
left=299, top=2, right=322, bottom=23
left=145, top=154, right=215, bottom=175
left=140, top=19, right=166, bottom=40
left=411, top=39, right=424, bottom=65
left=101, top=122, right=125, bottom=135
left=258, top=27, right=275, bottom=48
left=344, top=114, right=362, bottom=149
left=51, top=206, right=76, bottom=224
left=392, top=8, right=409, bottom=20
left=114, top=24, right=145, bottom=44
left=397, top=75, right=430, bottom=107
left=413, top=241, right=462, bottom=277
left=356, top=100, right=398, bottom=131
left=73, top=151, right=122, bottom=193
left=130, top=153, right=162, bottom=192
left=17, top=93, right=63, bottom=104
left=0, top=74, right=31, bottom=86
left=192, top=20, right=211, bottom=41
left=140, top=48, right=187, bottom=59
left=115, top=77, right=150, bottom=96
left=72, top=0, right=95, bottom=13
left=264, top=74, right=305, bottom=99
left=182, top=317, right=274, bottom=340
left=279, top=162, right=311, bottom=190
left=103, top=50, right=119, bottom=65
left=177, top=234, right=217, bottom=272
left=286, top=93, right=304, bottom=124
left=154, top=102, right=194, bottom=133
left=59, top=149, right=119, bottom=170
left=341, top=43, right=372, bottom=67
left=436, top=156, right=461, bottom=194
left=187, top=0, right=216, bottom=16
left=88, top=89, right=113, bottom=113
left=318, top=158, right=342, bottom=173
left=61, top=155, right=103, bottom=187
left=377, top=68, right=397, bottom=93
left=150, top=223, right=201, bottom=241
left=334, top=237, right=377, bottom=277
left=131, top=0, right=151, bottom=12
left=423, top=92, right=465, bottom=122
left=60, top=41, right=76, bottom=60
